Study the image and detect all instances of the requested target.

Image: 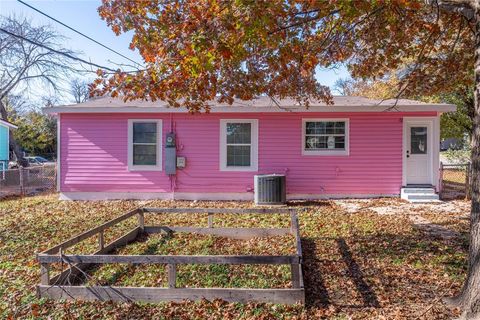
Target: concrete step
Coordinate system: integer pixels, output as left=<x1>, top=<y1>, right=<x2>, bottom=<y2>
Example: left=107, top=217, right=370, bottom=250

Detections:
left=402, top=188, right=436, bottom=194
left=409, top=198, right=443, bottom=204
left=401, top=187, right=440, bottom=203
left=407, top=194, right=440, bottom=200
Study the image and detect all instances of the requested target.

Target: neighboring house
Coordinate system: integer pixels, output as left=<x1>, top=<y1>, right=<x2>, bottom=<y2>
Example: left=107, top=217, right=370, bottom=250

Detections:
left=440, top=137, right=464, bottom=151
left=0, top=119, right=17, bottom=171
left=45, top=96, right=455, bottom=201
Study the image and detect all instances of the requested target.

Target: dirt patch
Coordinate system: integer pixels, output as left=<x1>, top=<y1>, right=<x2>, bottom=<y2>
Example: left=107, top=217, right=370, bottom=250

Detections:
left=409, top=215, right=460, bottom=240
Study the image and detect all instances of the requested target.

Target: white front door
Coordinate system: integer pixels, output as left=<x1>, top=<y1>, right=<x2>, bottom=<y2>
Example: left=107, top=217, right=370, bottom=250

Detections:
left=405, top=120, right=433, bottom=185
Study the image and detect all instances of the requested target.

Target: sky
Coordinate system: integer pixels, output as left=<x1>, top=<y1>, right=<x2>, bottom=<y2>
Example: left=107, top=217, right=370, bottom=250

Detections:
left=0, top=0, right=351, bottom=104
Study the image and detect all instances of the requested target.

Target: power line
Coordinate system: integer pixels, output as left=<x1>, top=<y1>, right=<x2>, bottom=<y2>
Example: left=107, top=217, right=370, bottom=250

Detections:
left=17, top=0, right=143, bottom=68
left=0, top=27, right=119, bottom=73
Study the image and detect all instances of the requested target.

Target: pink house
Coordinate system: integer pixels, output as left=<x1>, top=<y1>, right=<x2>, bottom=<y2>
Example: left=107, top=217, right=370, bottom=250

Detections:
left=45, top=96, right=455, bottom=201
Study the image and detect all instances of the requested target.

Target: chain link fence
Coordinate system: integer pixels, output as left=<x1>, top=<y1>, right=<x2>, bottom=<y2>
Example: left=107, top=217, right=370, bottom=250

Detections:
left=0, top=164, right=56, bottom=199
left=440, top=163, right=471, bottom=200
left=0, top=162, right=474, bottom=200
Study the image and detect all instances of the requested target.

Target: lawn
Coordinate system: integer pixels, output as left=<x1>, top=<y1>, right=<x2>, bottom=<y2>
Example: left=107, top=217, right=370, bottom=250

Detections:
left=0, top=194, right=469, bottom=319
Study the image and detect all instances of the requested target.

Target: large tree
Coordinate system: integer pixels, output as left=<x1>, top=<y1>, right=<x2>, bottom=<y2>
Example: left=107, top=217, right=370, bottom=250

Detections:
left=440, top=86, right=474, bottom=141
left=69, top=78, right=90, bottom=103
left=9, top=109, right=56, bottom=157
left=0, top=16, right=75, bottom=165
left=95, top=1, right=480, bottom=318
left=334, top=77, right=474, bottom=141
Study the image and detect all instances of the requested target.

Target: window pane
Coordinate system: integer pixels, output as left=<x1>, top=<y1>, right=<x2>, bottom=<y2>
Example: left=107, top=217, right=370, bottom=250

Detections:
left=306, top=122, right=326, bottom=135
left=306, top=121, right=345, bottom=135
left=133, top=144, right=157, bottom=165
left=133, top=122, right=157, bottom=143
left=326, top=122, right=335, bottom=134
left=306, top=136, right=327, bottom=149
left=305, top=135, right=345, bottom=150
left=334, top=122, right=345, bottom=134
left=411, top=127, right=427, bottom=154
left=227, top=145, right=251, bottom=166
left=227, top=123, right=251, bottom=144
left=334, top=136, right=345, bottom=149
left=305, top=122, right=315, bottom=134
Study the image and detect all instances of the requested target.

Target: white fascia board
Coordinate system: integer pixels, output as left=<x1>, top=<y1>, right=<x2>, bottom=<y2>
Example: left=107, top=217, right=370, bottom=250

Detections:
left=44, top=104, right=456, bottom=114
left=0, top=119, right=18, bottom=129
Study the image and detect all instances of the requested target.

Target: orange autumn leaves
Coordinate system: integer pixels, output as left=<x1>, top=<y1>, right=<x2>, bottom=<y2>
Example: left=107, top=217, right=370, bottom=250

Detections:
left=92, top=0, right=474, bottom=112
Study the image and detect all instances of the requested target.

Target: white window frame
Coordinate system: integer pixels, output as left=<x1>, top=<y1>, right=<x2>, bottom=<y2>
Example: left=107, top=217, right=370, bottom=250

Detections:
left=220, top=119, right=258, bottom=171
left=128, top=119, right=162, bottom=171
left=302, top=118, right=350, bottom=156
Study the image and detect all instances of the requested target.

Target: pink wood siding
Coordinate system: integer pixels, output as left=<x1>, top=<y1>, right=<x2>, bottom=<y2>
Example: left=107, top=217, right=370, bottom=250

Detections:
left=60, top=112, right=437, bottom=196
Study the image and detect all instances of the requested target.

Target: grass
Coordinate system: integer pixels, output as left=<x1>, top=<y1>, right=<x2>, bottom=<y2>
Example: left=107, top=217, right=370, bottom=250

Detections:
left=86, top=232, right=295, bottom=288
left=0, top=193, right=470, bottom=319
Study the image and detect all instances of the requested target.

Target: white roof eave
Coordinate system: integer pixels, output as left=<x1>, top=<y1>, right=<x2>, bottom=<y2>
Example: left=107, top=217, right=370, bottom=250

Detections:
left=0, top=119, right=18, bottom=129
left=44, top=104, right=456, bottom=114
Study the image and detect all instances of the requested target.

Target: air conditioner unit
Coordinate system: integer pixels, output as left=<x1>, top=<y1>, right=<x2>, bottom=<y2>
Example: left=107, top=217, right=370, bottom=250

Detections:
left=254, top=174, right=286, bottom=205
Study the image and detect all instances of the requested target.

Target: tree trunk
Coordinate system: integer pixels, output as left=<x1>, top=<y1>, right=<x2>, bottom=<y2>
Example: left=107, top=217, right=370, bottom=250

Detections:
left=445, top=6, right=480, bottom=320
left=0, top=99, right=27, bottom=167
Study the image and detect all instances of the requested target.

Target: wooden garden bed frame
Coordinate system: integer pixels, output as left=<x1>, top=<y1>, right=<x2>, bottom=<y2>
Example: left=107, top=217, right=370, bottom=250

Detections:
left=36, top=207, right=304, bottom=305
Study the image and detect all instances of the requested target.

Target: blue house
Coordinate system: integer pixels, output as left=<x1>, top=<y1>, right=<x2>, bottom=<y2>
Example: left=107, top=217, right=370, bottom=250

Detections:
left=0, top=119, right=17, bottom=171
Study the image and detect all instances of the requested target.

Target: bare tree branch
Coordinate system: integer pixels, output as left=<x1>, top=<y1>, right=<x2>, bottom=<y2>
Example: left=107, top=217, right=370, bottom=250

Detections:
left=0, top=15, right=80, bottom=166
left=427, top=0, right=475, bottom=21
left=69, top=78, right=90, bottom=103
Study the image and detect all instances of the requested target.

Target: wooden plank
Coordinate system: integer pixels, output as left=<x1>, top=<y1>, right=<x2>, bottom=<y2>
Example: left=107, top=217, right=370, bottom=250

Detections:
left=207, top=213, right=213, bottom=228
left=137, top=212, right=145, bottom=232
left=289, top=209, right=296, bottom=234
left=38, top=254, right=300, bottom=265
left=298, top=262, right=304, bottom=289
left=101, top=227, right=140, bottom=253
left=40, top=264, right=50, bottom=285
left=167, top=264, right=176, bottom=288
left=466, top=163, right=472, bottom=200
left=289, top=210, right=304, bottom=289
left=290, top=210, right=302, bottom=257
left=47, top=227, right=140, bottom=285
left=143, top=226, right=291, bottom=240
left=290, top=264, right=301, bottom=288
left=98, top=231, right=104, bottom=250
left=43, top=208, right=140, bottom=254
left=142, top=207, right=291, bottom=214
left=37, top=285, right=305, bottom=305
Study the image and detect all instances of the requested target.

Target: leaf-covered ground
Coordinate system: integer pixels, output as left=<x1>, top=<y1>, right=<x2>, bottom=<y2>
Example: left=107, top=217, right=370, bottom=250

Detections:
left=87, top=232, right=296, bottom=289
left=0, top=194, right=470, bottom=319
left=419, top=201, right=470, bottom=235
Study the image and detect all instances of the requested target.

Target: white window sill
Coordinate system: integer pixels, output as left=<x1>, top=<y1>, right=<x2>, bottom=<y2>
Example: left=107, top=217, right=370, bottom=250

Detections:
left=302, top=149, right=349, bottom=156
left=220, top=166, right=258, bottom=172
left=128, top=166, right=163, bottom=171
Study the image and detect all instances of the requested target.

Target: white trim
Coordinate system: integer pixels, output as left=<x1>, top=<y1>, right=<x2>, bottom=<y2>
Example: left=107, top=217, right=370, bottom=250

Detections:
left=127, top=119, right=163, bottom=171
left=5, top=120, right=10, bottom=161
left=60, top=192, right=174, bottom=201
left=56, top=115, right=61, bottom=192
left=0, top=119, right=17, bottom=129
left=433, top=115, right=440, bottom=191
left=45, top=105, right=456, bottom=114
left=59, top=192, right=252, bottom=201
left=172, top=192, right=253, bottom=201
left=59, top=191, right=399, bottom=201
left=287, top=193, right=398, bottom=200
left=402, top=117, right=439, bottom=187
left=219, top=119, right=258, bottom=171
left=301, top=118, right=350, bottom=156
